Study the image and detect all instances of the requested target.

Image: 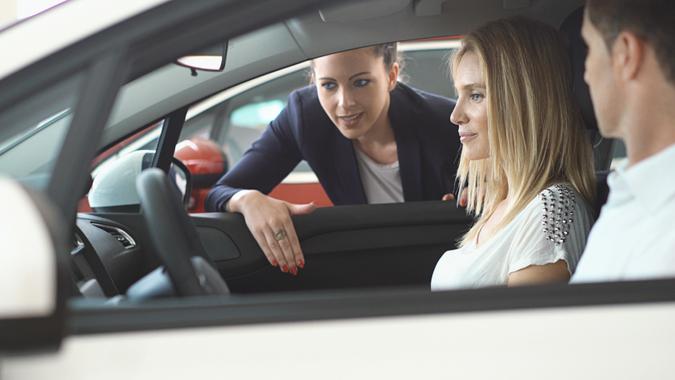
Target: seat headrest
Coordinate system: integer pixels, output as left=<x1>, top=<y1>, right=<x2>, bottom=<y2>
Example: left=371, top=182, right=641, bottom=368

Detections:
left=559, top=7, right=598, bottom=132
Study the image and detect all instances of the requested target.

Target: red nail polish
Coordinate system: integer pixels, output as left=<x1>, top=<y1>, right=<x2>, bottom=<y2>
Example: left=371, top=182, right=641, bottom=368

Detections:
left=281, top=265, right=288, bottom=273
left=298, top=259, right=305, bottom=269
left=271, top=259, right=278, bottom=267
left=290, top=267, right=298, bottom=276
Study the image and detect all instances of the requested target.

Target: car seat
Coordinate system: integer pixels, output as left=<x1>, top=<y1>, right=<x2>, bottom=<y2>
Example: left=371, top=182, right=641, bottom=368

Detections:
left=559, top=6, right=611, bottom=219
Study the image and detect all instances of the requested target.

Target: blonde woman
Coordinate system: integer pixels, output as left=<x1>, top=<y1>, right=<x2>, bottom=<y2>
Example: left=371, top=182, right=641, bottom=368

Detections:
left=431, top=17, right=596, bottom=290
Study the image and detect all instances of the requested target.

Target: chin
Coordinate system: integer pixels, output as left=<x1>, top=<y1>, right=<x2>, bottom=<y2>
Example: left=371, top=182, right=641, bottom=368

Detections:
left=463, top=149, right=489, bottom=161
left=335, top=126, right=365, bottom=140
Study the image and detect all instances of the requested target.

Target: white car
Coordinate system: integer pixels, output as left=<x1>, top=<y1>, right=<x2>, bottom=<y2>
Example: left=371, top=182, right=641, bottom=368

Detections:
left=1, top=0, right=674, bottom=379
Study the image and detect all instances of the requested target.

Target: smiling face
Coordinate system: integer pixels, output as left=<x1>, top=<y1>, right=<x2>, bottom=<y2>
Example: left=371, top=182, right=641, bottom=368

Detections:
left=450, top=52, right=489, bottom=160
left=313, top=47, right=398, bottom=141
left=581, top=11, right=622, bottom=138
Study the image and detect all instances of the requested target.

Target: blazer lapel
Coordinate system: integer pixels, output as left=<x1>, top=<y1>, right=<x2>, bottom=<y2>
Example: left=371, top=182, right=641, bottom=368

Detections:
left=334, top=132, right=367, bottom=204
left=390, top=90, right=423, bottom=201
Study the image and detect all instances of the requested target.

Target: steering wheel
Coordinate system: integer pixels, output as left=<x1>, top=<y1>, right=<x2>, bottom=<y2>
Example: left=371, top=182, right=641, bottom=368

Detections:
left=135, top=168, right=229, bottom=296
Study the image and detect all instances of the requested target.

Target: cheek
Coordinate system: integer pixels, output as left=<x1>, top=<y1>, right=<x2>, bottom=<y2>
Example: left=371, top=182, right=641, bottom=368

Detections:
left=470, top=102, right=489, bottom=133
left=360, top=87, right=386, bottom=113
left=317, top=90, right=336, bottom=114
left=475, top=104, right=490, bottom=155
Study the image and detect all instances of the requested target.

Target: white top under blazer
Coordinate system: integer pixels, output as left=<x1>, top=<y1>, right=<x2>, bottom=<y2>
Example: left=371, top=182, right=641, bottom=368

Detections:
left=431, top=184, right=594, bottom=290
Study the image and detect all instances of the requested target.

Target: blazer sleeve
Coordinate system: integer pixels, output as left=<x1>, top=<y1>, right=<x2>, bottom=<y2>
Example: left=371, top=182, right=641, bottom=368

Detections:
left=205, top=93, right=304, bottom=211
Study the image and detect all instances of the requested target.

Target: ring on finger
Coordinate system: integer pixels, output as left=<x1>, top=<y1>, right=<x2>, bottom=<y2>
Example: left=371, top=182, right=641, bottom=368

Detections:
left=274, top=229, right=287, bottom=241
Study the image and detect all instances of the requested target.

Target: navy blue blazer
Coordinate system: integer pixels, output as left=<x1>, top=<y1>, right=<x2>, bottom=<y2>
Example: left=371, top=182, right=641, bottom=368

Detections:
left=205, top=83, right=460, bottom=211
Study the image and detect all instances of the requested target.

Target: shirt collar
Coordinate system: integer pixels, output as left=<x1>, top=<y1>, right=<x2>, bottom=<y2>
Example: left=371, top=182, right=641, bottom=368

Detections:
left=608, top=143, right=675, bottom=212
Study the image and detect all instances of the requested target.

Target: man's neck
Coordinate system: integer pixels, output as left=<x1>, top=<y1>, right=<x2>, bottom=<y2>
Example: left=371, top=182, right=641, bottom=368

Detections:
left=625, top=117, right=675, bottom=168
left=623, top=86, right=675, bottom=167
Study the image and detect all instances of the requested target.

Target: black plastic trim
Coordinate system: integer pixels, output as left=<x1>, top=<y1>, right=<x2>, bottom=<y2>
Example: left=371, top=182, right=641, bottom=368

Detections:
left=153, top=107, right=188, bottom=172
left=69, top=279, right=675, bottom=335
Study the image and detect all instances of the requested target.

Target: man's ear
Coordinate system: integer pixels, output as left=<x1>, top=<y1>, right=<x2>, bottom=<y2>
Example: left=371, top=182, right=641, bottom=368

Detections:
left=612, top=30, right=645, bottom=82
left=388, top=62, right=400, bottom=91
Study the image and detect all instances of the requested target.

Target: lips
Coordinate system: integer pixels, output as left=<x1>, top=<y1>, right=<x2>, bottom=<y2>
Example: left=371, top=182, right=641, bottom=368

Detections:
left=337, top=112, right=363, bottom=127
left=458, top=130, right=478, bottom=142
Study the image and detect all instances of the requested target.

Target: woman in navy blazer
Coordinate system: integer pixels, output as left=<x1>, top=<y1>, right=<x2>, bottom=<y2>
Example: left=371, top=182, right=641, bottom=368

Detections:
left=206, top=43, right=460, bottom=275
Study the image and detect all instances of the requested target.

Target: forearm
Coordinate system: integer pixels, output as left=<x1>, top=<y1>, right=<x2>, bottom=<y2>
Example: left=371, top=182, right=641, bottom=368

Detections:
left=225, top=189, right=261, bottom=213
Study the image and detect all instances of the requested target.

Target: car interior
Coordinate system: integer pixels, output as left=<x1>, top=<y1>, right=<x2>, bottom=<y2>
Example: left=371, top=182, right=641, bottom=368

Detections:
left=41, top=0, right=618, bottom=303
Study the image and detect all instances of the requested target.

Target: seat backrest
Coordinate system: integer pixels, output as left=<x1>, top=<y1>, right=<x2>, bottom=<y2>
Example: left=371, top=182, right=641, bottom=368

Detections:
left=559, top=7, right=613, bottom=216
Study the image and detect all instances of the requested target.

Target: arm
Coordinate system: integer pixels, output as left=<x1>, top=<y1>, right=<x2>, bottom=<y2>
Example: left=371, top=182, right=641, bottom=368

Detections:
left=205, top=100, right=303, bottom=212
left=506, top=185, right=589, bottom=286
left=205, top=93, right=314, bottom=275
left=507, top=260, right=570, bottom=287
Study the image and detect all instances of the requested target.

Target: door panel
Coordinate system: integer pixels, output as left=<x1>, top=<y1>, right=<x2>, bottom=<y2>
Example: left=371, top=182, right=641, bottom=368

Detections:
left=193, top=201, right=472, bottom=293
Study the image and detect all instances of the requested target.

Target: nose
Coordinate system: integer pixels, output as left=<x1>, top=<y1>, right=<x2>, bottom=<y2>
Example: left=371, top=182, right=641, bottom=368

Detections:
left=338, top=87, right=356, bottom=109
left=450, top=99, right=467, bottom=126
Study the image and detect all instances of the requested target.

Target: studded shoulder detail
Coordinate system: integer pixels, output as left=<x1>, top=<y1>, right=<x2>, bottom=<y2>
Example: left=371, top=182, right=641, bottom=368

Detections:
left=540, top=184, right=576, bottom=246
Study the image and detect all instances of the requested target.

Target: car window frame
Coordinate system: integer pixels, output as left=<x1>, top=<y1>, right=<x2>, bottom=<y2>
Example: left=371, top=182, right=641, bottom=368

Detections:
left=3, top=0, right=674, bottom=345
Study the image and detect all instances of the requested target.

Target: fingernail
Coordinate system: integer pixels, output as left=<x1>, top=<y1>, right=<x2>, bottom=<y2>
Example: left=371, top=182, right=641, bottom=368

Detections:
left=297, top=259, right=305, bottom=269
left=281, top=265, right=288, bottom=273
left=290, top=267, right=298, bottom=276
left=271, top=259, right=278, bottom=267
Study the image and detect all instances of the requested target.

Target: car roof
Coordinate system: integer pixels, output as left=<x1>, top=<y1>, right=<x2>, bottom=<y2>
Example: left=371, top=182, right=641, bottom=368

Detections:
left=101, top=0, right=584, bottom=148
left=0, top=0, right=170, bottom=82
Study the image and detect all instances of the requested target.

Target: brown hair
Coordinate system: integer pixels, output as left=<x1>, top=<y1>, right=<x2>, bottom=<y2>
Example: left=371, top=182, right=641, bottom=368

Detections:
left=452, top=17, right=595, bottom=246
left=371, top=42, right=399, bottom=71
left=586, top=0, right=675, bottom=84
left=309, top=42, right=400, bottom=82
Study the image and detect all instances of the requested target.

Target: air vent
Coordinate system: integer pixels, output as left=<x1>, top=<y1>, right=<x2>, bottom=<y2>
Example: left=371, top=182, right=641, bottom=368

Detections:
left=92, top=223, right=137, bottom=249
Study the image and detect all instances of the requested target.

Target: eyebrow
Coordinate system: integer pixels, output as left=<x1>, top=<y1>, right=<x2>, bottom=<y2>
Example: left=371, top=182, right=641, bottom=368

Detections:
left=318, top=71, right=371, bottom=81
left=456, top=83, right=485, bottom=91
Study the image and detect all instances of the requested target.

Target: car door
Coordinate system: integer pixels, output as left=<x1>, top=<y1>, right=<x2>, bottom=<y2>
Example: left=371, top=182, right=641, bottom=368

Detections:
left=189, top=201, right=472, bottom=293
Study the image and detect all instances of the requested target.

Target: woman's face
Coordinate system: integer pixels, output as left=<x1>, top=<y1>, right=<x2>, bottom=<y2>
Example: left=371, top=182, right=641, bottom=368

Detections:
left=313, top=47, right=398, bottom=140
left=450, top=52, right=489, bottom=160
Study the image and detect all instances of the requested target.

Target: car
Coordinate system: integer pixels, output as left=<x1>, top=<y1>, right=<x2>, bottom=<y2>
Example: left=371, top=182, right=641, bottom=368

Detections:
left=1, top=0, right=674, bottom=378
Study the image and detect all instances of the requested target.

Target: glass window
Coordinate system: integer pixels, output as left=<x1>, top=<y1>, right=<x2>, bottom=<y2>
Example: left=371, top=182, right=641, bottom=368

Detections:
left=0, top=74, right=84, bottom=190
left=400, top=48, right=457, bottom=98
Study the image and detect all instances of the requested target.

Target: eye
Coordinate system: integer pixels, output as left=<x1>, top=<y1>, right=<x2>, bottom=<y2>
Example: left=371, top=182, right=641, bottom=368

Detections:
left=470, top=92, right=484, bottom=102
left=321, top=82, right=337, bottom=91
left=354, top=79, right=370, bottom=87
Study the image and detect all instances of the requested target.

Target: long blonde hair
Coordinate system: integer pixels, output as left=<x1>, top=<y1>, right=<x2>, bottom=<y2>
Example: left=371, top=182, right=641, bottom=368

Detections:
left=453, top=17, right=595, bottom=246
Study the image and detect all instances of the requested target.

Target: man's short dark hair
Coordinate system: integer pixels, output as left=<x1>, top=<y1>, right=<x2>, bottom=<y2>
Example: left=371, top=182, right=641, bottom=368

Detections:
left=586, top=0, right=675, bottom=84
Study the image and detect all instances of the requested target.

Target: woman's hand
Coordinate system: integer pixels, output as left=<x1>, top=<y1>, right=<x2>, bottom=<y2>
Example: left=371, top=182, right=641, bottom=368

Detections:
left=442, top=189, right=468, bottom=207
left=227, top=190, right=316, bottom=275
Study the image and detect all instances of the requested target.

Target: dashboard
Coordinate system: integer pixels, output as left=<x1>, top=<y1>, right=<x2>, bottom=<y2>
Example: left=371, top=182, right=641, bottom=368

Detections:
left=72, top=214, right=151, bottom=297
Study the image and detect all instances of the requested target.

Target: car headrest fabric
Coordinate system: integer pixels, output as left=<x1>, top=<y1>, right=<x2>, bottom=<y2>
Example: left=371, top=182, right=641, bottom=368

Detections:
left=559, top=6, right=598, bottom=133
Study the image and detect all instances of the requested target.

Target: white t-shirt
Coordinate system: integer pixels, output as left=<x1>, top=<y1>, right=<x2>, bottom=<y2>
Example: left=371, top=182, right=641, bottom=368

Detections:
left=354, top=146, right=404, bottom=204
left=572, top=143, right=675, bottom=283
left=431, top=184, right=594, bottom=290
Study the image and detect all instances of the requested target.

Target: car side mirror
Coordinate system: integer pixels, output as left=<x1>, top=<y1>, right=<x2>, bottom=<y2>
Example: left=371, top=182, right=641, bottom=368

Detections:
left=0, top=178, right=69, bottom=352
left=175, top=42, right=228, bottom=75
